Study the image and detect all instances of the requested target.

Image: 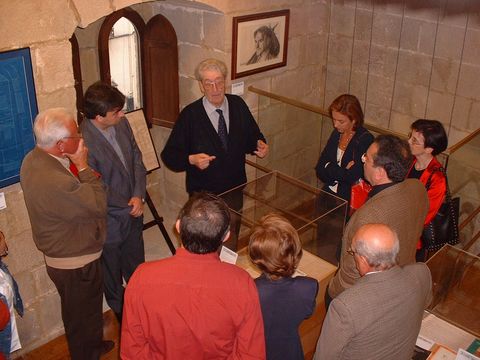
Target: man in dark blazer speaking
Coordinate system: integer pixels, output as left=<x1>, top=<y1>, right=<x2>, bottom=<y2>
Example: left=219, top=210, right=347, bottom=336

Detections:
left=314, top=223, right=431, bottom=360
left=81, top=82, right=146, bottom=323
left=161, top=58, right=269, bottom=196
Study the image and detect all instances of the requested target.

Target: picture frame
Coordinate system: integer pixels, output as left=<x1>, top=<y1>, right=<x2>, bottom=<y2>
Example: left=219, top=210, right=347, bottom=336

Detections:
left=0, top=47, right=38, bottom=188
left=232, top=9, right=290, bottom=79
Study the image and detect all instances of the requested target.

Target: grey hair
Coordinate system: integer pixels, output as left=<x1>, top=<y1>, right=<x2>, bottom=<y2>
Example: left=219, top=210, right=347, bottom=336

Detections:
left=354, top=228, right=400, bottom=270
left=194, top=58, right=228, bottom=81
left=34, top=108, right=74, bottom=149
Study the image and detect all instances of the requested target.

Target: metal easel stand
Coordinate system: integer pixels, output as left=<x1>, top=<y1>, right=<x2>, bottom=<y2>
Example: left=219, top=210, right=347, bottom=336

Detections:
left=143, top=191, right=176, bottom=255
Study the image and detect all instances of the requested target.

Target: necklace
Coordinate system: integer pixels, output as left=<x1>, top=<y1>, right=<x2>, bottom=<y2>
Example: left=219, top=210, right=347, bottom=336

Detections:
left=339, top=131, right=354, bottom=150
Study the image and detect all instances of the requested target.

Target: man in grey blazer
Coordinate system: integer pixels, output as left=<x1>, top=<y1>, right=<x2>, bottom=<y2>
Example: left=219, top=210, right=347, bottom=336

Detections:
left=314, top=223, right=431, bottom=360
left=327, top=135, right=429, bottom=302
left=81, top=82, right=146, bottom=323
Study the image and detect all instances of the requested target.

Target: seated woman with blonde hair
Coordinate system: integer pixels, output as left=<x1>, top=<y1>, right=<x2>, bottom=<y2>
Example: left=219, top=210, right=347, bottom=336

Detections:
left=249, top=214, right=318, bottom=360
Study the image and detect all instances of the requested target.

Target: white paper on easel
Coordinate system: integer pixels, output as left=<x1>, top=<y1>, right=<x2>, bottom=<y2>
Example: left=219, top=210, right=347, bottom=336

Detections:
left=219, top=246, right=238, bottom=264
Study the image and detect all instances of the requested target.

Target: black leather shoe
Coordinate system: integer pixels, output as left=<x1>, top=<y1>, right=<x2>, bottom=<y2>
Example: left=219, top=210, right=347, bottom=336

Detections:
left=101, top=340, right=115, bottom=355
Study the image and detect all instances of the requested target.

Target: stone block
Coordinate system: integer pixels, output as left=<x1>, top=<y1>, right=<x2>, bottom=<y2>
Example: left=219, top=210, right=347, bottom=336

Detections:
left=289, top=7, right=308, bottom=38
left=395, top=51, right=432, bottom=87
left=37, top=87, right=78, bottom=114
left=113, top=0, right=139, bottom=11
left=391, top=81, right=428, bottom=118
left=14, top=270, right=36, bottom=307
left=425, top=91, right=454, bottom=125
left=354, top=9, right=373, bottom=41
left=404, top=0, right=440, bottom=22
left=364, top=102, right=390, bottom=128
left=327, top=35, right=353, bottom=66
left=400, top=17, right=436, bottom=55
left=462, top=28, right=480, bottom=66
left=368, top=44, right=398, bottom=78
left=306, top=2, right=330, bottom=34
left=33, top=264, right=55, bottom=295
left=389, top=110, right=415, bottom=134
left=351, top=40, right=370, bottom=73
left=371, top=12, right=402, bottom=47
left=287, top=37, right=302, bottom=70
left=330, top=3, right=355, bottom=37
left=0, top=2, right=77, bottom=50
left=4, top=230, right=44, bottom=275
left=73, top=0, right=112, bottom=28
left=467, top=100, right=480, bottom=131
left=374, top=1, right=404, bottom=16
left=324, top=65, right=351, bottom=100
left=366, top=74, right=394, bottom=107
left=469, top=10, right=480, bottom=30
left=3, top=190, right=31, bottom=236
left=272, top=70, right=301, bottom=100
left=450, top=95, right=472, bottom=131
left=305, top=34, right=329, bottom=65
left=33, top=41, right=76, bottom=94
left=164, top=5, right=203, bottom=46
left=204, top=11, right=226, bottom=51
left=430, top=58, right=460, bottom=94
left=435, top=24, right=465, bottom=61
left=349, top=70, right=368, bottom=102
left=15, top=306, right=42, bottom=351
left=356, top=0, right=373, bottom=11
left=440, top=0, right=468, bottom=27
left=37, top=293, right=63, bottom=336
left=456, top=63, right=480, bottom=100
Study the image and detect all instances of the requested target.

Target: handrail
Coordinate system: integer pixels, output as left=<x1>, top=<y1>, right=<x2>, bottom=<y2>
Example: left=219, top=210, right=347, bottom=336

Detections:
left=249, top=86, right=329, bottom=116
left=459, top=205, right=480, bottom=231
left=463, top=231, right=480, bottom=254
left=447, top=127, right=480, bottom=155
left=249, top=86, right=406, bottom=138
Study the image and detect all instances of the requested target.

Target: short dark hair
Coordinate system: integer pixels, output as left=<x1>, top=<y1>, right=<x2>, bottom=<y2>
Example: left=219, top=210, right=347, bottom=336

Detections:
left=83, top=81, right=125, bottom=119
left=411, top=119, right=448, bottom=155
left=178, top=192, right=231, bottom=254
left=328, top=94, right=364, bottom=129
left=249, top=214, right=303, bottom=279
left=373, top=135, right=412, bottom=182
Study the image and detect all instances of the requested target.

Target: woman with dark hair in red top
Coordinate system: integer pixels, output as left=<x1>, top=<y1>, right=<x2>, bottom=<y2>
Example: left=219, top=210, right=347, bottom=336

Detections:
left=406, top=119, right=448, bottom=261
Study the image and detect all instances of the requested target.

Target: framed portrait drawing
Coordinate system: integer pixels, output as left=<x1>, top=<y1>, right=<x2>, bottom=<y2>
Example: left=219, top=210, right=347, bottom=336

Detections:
left=232, top=10, right=290, bottom=79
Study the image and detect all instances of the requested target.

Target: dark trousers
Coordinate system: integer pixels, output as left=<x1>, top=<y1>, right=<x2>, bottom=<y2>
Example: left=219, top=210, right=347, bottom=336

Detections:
left=46, top=259, right=103, bottom=360
left=102, top=215, right=145, bottom=315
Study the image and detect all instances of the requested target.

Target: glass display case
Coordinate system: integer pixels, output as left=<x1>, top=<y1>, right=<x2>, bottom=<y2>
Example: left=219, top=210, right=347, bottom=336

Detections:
left=218, top=171, right=346, bottom=358
left=426, top=244, right=480, bottom=338
left=218, top=171, right=348, bottom=266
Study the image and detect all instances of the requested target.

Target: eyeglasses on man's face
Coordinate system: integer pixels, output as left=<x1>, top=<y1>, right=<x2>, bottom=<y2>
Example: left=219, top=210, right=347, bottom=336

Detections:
left=346, top=248, right=358, bottom=256
left=202, top=79, right=225, bottom=91
left=63, top=134, right=83, bottom=140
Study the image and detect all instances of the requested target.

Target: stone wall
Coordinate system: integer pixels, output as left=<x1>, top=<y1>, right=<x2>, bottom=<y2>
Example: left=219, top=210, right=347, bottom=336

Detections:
left=0, top=0, right=479, bottom=355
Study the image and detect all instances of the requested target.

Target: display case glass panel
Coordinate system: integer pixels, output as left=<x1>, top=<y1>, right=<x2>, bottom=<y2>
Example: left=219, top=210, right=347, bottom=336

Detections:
left=426, top=244, right=480, bottom=338
left=218, top=171, right=348, bottom=265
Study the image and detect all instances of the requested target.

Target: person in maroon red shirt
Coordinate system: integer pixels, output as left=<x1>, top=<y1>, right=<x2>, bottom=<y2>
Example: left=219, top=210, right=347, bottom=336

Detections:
left=121, top=193, right=265, bottom=360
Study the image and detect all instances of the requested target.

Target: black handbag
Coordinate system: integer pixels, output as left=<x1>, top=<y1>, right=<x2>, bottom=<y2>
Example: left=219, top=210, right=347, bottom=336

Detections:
left=422, top=167, right=460, bottom=252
